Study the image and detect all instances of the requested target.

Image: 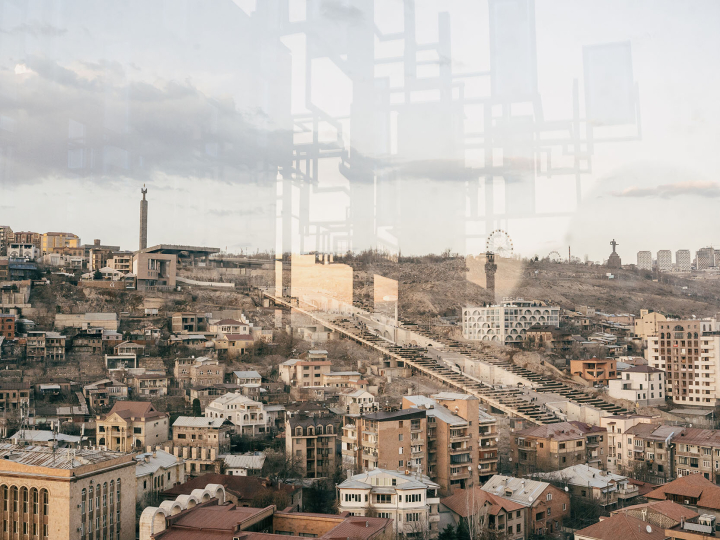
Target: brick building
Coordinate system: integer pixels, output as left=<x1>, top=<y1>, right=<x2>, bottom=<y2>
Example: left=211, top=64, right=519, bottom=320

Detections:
left=0, top=314, right=15, bottom=339
left=286, top=413, right=341, bottom=479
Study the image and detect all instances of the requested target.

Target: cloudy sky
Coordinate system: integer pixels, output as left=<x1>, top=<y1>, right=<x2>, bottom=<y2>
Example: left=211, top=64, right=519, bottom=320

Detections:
left=0, top=0, right=718, bottom=262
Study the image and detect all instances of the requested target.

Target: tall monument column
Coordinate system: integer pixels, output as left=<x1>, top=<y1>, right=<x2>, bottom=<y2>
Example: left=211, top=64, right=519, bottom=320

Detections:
left=139, top=186, right=148, bottom=250
left=485, top=251, right=497, bottom=300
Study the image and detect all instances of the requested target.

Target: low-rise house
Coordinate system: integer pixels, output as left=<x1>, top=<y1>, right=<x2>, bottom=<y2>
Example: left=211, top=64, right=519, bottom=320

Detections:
left=534, top=465, right=639, bottom=510
left=215, top=332, right=254, bottom=357
left=611, top=500, right=699, bottom=529
left=115, top=341, right=146, bottom=356
left=186, top=383, right=245, bottom=409
left=339, top=389, right=376, bottom=414
left=570, top=358, right=617, bottom=386
left=128, top=372, right=169, bottom=397
left=33, top=378, right=72, bottom=398
left=174, top=356, right=225, bottom=388
left=205, top=393, right=270, bottom=437
left=221, top=453, right=266, bottom=476
left=441, top=486, right=526, bottom=540
left=280, top=357, right=331, bottom=386
left=608, top=366, right=665, bottom=406
left=25, top=331, right=66, bottom=361
left=83, top=378, right=128, bottom=409
left=574, top=513, right=666, bottom=540
left=71, top=327, right=104, bottom=354
left=646, top=474, right=720, bottom=522
left=135, top=449, right=185, bottom=504
left=9, top=429, right=82, bottom=448
left=105, top=354, right=137, bottom=371
left=482, top=475, right=570, bottom=537
left=233, top=370, right=262, bottom=385
left=525, top=325, right=573, bottom=354
left=0, top=314, right=15, bottom=339
left=0, top=382, right=31, bottom=411
left=171, top=312, right=207, bottom=333
left=55, top=312, right=118, bottom=331
left=338, top=469, right=441, bottom=538
left=171, top=416, right=233, bottom=475
left=210, top=318, right=251, bottom=335
left=96, top=401, right=169, bottom=451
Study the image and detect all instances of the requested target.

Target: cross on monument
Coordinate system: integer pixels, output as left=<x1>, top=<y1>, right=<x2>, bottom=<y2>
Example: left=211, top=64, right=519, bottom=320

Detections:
left=610, top=239, right=619, bottom=253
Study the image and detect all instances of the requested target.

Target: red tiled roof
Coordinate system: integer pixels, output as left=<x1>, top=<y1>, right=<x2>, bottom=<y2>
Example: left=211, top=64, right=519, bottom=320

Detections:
left=646, top=474, right=720, bottom=510
left=441, top=487, right=523, bottom=518
left=515, top=421, right=604, bottom=441
left=614, top=500, right=699, bottom=524
left=575, top=513, right=666, bottom=540
left=225, top=334, right=253, bottom=341
left=106, top=401, right=166, bottom=420
left=217, top=319, right=243, bottom=326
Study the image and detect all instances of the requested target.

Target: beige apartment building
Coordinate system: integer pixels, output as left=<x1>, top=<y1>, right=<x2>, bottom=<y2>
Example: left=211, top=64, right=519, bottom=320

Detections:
left=599, top=414, right=656, bottom=473
left=171, top=416, right=233, bottom=475
left=355, top=409, right=428, bottom=474
left=0, top=443, right=136, bottom=540
left=97, top=401, right=169, bottom=452
left=513, top=421, right=608, bottom=474
left=286, top=414, right=341, bottom=479
left=0, top=383, right=31, bottom=412
left=135, top=449, right=186, bottom=504
left=171, top=312, right=208, bottom=333
left=646, top=319, right=720, bottom=405
left=128, top=373, right=169, bottom=397
left=477, top=408, right=499, bottom=481
left=635, top=310, right=667, bottom=339
left=107, top=254, right=132, bottom=273
left=174, top=356, right=225, bottom=388
left=25, top=331, right=66, bottom=362
left=280, top=358, right=332, bottom=386
left=403, top=393, right=479, bottom=494
left=40, top=232, right=80, bottom=254
left=621, top=423, right=677, bottom=483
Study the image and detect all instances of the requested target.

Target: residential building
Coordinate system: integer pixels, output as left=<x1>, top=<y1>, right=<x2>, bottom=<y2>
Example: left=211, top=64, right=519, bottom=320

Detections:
left=40, top=232, right=80, bottom=254
left=651, top=319, right=720, bottom=405
left=696, top=247, right=716, bottom=270
left=185, top=383, right=246, bottom=409
left=462, top=299, right=560, bottom=345
left=286, top=413, right=340, bottom=479
left=174, top=356, right=225, bottom=388
left=338, top=469, right=440, bottom=537
left=599, top=414, right=657, bottom=473
left=672, top=428, right=720, bottom=482
left=7, top=242, right=39, bottom=261
left=96, top=401, right=169, bottom=451
left=635, top=310, right=667, bottom=339
left=233, top=370, right=262, bottom=385
left=441, top=486, right=526, bottom=540
left=83, top=379, right=129, bottom=409
left=676, top=250, right=691, bottom=272
left=665, top=514, right=719, bottom=540
left=128, top=372, right=169, bottom=397
left=205, top=393, right=270, bottom=437
left=352, top=409, right=428, bottom=475
left=209, top=318, right=251, bottom=335
left=280, top=358, right=331, bottom=386
left=535, top=465, right=639, bottom=510
left=135, top=449, right=185, bottom=504
left=25, top=331, right=66, bottom=362
left=0, top=314, right=15, bottom=339
left=611, top=500, right=699, bottom=529
left=339, top=389, right=377, bottom=414
left=513, top=421, right=608, bottom=474
left=570, top=358, right=617, bottom=385
left=171, top=417, right=233, bottom=475
left=608, top=366, right=665, bottom=406
left=141, top=485, right=389, bottom=540
left=133, top=251, right=177, bottom=290
left=482, top=475, right=570, bottom=536
left=89, top=245, right=115, bottom=271
left=221, top=453, right=266, bottom=476
left=161, top=474, right=302, bottom=509
left=105, top=354, right=137, bottom=371
left=9, top=429, right=81, bottom=448
left=646, top=474, right=720, bottom=522
left=621, top=423, right=677, bottom=483
left=214, top=332, right=255, bottom=357
left=657, top=250, right=673, bottom=272
left=114, top=340, right=145, bottom=356
left=72, top=327, right=104, bottom=354
left=637, top=251, right=653, bottom=271
left=80, top=239, right=120, bottom=260
left=0, top=443, right=136, bottom=540
left=0, top=383, right=31, bottom=411
left=524, top=325, right=573, bottom=353
left=478, top=408, right=500, bottom=481
left=107, top=253, right=133, bottom=273
left=574, top=513, right=666, bottom=540
left=171, top=312, right=208, bottom=333
left=403, top=393, right=479, bottom=493
left=0, top=225, right=12, bottom=255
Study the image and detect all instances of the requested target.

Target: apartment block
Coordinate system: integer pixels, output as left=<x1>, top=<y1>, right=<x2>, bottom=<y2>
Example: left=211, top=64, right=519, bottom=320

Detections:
left=570, top=358, right=617, bottom=385
left=171, top=312, right=208, bottom=333
left=403, top=393, right=479, bottom=493
left=621, top=423, right=676, bottom=483
left=637, top=251, right=653, bottom=271
left=25, top=331, right=66, bottom=362
left=599, top=414, right=657, bottom=473
left=338, top=469, right=440, bottom=538
left=463, top=299, right=560, bottom=345
left=286, top=413, right=340, bottom=479
left=635, top=310, right=667, bottom=339
left=676, top=250, right=691, bottom=272
left=171, top=417, right=233, bottom=475
left=477, top=408, right=499, bottom=481
left=513, top=421, right=608, bottom=474
left=174, top=356, right=225, bottom=388
left=697, top=247, right=716, bottom=270
left=10, top=231, right=40, bottom=248
left=0, top=314, right=15, bottom=339
left=40, top=232, right=80, bottom=254
left=96, top=401, right=169, bottom=452
left=657, top=250, right=673, bottom=272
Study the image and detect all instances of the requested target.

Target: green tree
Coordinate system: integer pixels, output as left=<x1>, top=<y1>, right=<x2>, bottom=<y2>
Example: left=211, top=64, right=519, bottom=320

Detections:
left=438, top=524, right=456, bottom=540
left=192, top=398, right=202, bottom=417
left=456, top=519, right=471, bottom=540
left=93, top=269, right=102, bottom=280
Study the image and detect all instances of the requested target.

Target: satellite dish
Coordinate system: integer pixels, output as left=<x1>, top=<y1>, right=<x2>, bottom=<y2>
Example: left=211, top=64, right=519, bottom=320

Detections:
left=646, top=526, right=653, bottom=533
left=529, top=497, right=533, bottom=502
left=564, top=487, right=569, bottom=492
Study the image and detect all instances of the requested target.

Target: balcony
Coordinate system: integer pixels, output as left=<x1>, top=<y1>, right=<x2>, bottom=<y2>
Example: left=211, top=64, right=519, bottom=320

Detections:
left=429, top=514, right=440, bottom=523
left=450, top=446, right=472, bottom=455
left=451, top=469, right=471, bottom=480
left=479, top=454, right=497, bottom=463
left=450, top=434, right=471, bottom=443
left=410, top=438, right=425, bottom=446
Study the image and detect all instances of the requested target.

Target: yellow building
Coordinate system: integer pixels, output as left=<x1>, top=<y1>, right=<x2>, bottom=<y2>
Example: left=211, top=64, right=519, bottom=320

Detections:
left=40, top=232, right=80, bottom=254
left=634, top=309, right=667, bottom=339
left=0, top=443, right=136, bottom=540
left=97, top=401, right=169, bottom=452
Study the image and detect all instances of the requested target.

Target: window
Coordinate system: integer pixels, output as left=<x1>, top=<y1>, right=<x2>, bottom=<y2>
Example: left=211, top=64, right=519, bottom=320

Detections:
left=546, top=493, right=552, bottom=501
left=563, top=504, right=566, bottom=511
left=399, top=434, right=404, bottom=441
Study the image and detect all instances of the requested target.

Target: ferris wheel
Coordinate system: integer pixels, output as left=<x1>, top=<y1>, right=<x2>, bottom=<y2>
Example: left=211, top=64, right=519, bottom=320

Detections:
left=486, top=229, right=514, bottom=258
left=548, top=250, right=562, bottom=262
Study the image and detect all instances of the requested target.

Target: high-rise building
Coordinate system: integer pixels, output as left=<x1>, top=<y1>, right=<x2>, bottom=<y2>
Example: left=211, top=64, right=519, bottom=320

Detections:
left=697, top=247, right=716, bottom=270
left=647, top=318, right=720, bottom=405
left=637, top=251, right=652, bottom=270
left=462, top=299, right=560, bottom=344
left=286, top=413, right=341, bottom=479
left=139, top=187, right=148, bottom=250
left=0, top=226, right=12, bottom=255
left=676, top=249, right=691, bottom=272
left=657, top=250, right=672, bottom=272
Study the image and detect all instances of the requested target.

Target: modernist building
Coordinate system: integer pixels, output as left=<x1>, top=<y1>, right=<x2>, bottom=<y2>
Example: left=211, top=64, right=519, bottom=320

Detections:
left=132, top=251, right=177, bottom=290
left=657, top=250, right=673, bottom=272
left=676, top=249, right=691, bottom=272
left=637, top=251, right=652, bottom=271
left=462, top=299, right=560, bottom=345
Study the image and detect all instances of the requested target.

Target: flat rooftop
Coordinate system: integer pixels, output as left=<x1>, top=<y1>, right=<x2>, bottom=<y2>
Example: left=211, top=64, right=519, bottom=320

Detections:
left=0, top=443, right=126, bottom=469
left=141, top=244, right=220, bottom=256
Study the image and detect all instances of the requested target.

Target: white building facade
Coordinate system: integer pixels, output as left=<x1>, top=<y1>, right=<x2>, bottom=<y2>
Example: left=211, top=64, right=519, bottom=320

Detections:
left=462, top=299, right=560, bottom=345
left=204, top=393, right=270, bottom=437
left=608, top=366, right=665, bottom=406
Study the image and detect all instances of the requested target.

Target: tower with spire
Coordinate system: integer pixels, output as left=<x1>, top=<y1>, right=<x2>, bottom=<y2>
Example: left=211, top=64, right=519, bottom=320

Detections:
left=139, top=186, right=148, bottom=250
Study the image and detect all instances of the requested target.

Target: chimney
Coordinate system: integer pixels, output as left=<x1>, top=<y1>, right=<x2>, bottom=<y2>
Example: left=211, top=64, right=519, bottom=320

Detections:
left=94, top=239, right=100, bottom=247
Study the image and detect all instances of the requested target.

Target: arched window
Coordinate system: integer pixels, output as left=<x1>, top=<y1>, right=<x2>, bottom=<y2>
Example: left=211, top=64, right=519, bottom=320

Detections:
left=307, top=426, right=314, bottom=436
left=103, top=482, right=108, bottom=507
left=41, top=489, right=48, bottom=516
left=326, top=425, right=333, bottom=434
left=660, top=333, right=665, bottom=339
left=1, top=485, right=7, bottom=512
left=117, top=479, right=121, bottom=503
left=688, top=332, right=692, bottom=339
left=110, top=481, right=114, bottom=506
left=694, top=332, right=699, bottom=339
left=32, top=489, right=38, bottom=515
left=11, top=486, right=18, bottom=512
left=95, top=484, right=100, bottom=510
left=89, top=485, right=94, bottom=511
left=81, top=489, right=86, bottom=515
left=21, top=487, right=27, bottom=514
